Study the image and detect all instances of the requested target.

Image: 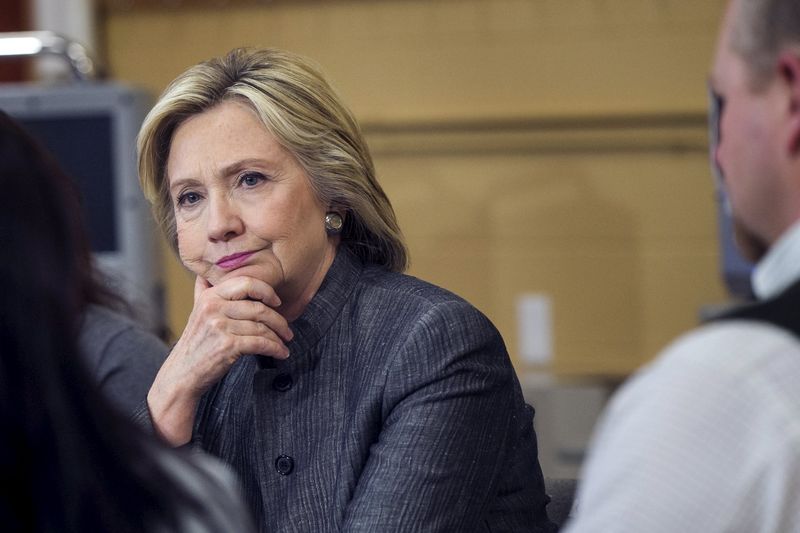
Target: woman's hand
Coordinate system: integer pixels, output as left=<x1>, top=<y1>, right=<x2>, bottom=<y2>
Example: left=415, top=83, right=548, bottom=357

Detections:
left=147, top=275, right=293, bottom=445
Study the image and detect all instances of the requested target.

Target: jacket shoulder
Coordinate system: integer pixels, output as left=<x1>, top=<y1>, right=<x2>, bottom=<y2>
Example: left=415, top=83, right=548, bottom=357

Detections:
left=351, top=266, right=499, bottom=343
left=359, top=266, right=470, bottom=308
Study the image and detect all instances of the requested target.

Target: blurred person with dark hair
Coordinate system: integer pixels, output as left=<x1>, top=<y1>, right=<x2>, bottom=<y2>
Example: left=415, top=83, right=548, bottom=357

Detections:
left=1, top=112, right=169, bottom=415
left=0, top=110, right=255, bottom=532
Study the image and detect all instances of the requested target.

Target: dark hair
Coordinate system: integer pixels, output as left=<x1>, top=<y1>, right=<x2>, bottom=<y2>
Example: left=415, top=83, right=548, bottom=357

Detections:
left=0, top=111, right=208, bottom=531
left=0, top=111, right=131, bottom=319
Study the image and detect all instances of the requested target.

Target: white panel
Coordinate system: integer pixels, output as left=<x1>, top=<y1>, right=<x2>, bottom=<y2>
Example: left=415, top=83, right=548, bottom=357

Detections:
left=517, top=293, right=554, bottom=365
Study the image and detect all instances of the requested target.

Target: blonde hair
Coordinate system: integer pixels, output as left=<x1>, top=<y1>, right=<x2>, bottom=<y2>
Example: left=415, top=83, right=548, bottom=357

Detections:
left=137, top=48, right=408, bottom=272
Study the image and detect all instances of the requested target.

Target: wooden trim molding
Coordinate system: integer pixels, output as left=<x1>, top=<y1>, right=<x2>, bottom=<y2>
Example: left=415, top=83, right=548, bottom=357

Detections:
left=100, top=0, right=371, bottom=10
left=362, top=113, right=709, bottom=157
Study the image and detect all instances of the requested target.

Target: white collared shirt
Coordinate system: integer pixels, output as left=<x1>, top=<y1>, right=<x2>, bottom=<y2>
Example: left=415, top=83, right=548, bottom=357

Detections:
left=563, top=222, right=800, bottom=533
left=753, top=219, right=800, bottom=299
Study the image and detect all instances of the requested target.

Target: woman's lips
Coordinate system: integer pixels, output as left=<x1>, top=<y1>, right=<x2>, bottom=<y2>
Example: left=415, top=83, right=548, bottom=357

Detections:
left=216, top=251, right=256, bottom=270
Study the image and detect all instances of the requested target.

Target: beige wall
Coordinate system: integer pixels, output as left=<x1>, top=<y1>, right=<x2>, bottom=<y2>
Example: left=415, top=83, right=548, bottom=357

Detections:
left=103, top=0, right=729, bottom=377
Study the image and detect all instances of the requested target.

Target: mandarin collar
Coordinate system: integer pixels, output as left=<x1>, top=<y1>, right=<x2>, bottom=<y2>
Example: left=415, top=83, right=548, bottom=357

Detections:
left=284, top=248, right=362, bottom=358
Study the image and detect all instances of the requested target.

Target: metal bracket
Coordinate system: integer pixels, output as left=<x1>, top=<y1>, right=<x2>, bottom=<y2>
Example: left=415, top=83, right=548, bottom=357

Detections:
left=0, top=31, right=99, bottom=81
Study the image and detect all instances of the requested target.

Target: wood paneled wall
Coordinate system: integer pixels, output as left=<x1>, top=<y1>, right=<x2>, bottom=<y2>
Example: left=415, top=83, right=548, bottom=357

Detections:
left=101, top=0, right=729, bottom=377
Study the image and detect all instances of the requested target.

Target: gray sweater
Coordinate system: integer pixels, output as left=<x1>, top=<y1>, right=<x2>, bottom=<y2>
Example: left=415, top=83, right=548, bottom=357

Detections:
left=79, top=305, right=167, bottom=415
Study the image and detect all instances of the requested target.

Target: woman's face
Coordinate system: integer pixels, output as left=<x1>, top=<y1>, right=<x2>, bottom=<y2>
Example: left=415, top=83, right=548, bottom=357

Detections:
left=166, top=100, right=337, bottom=317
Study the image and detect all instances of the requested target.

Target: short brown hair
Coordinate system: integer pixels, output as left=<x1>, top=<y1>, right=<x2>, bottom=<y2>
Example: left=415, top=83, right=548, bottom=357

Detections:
left=731, top=0, right=800, bottom=87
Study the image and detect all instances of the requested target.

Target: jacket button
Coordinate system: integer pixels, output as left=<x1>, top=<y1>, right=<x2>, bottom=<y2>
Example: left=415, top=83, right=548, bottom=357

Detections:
left=272, top=373, right=293, bottom=392
left=275, top=455, right=294, bottom=475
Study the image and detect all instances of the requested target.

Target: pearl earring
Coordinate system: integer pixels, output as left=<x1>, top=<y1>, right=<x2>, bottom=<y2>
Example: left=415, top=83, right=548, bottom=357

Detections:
left=325, top=212, right=343, bottom=235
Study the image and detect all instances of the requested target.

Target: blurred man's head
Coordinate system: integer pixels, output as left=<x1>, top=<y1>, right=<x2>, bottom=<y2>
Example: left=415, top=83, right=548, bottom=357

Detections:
left=710, top=0, right=800, bottom=262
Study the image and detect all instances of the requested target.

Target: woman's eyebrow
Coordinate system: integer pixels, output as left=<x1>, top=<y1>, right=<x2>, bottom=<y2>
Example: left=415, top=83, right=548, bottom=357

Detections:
left=168, top=177, right=201, bottom=195
left=219, top=158, right=271, bottom=178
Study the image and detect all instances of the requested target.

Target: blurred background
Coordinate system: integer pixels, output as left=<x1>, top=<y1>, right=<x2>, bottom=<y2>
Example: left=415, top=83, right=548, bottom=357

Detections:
left=1, top=0, right=733, bottom=477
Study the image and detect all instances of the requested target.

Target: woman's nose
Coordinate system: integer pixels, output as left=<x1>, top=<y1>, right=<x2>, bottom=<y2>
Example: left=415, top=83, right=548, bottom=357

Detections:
left=207, top=195, right=244, bottom=242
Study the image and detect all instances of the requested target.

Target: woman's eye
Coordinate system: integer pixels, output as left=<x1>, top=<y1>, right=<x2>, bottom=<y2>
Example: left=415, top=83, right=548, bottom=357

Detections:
left=177, top=191, right=202, bottom=206
left=239, top=172, right=266, bottom=187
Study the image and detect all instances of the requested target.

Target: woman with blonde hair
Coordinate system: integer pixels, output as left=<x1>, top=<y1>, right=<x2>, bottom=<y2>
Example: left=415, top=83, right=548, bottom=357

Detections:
left=137, top=47, right=556, bottom=532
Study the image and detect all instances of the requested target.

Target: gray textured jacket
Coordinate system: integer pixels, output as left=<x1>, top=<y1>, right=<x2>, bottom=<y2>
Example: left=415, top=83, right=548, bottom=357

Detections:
left=166, top=250, right=555, bottom=532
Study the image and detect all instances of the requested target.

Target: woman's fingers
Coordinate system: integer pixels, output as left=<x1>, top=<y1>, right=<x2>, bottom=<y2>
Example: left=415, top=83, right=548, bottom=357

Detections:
left=219, top=318, right=289, bottom=355
left=189, top=299, right=292, bottom=355
left=199, top=274, right=293, bottom=341
left=213, top=276, right=282, bottom=308
left=148, top=274, right=292, bottom=445
left=235, top=333, right=291, bottom=360
left=221, top=299, right=293, bottom=342
left=164, top=274, right=292, bottom=397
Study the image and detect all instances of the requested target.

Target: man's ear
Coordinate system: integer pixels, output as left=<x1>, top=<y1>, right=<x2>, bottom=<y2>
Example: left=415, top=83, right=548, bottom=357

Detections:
left=778, top=49, right=800, bottom=155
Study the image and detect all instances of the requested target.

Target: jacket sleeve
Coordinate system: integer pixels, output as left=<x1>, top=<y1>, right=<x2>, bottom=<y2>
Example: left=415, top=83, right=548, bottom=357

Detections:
left=342, top=300, right=554, bottom=532
left=96, top=326, right=168, bottom=414
left=80, top=307, right=168, bottom=416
